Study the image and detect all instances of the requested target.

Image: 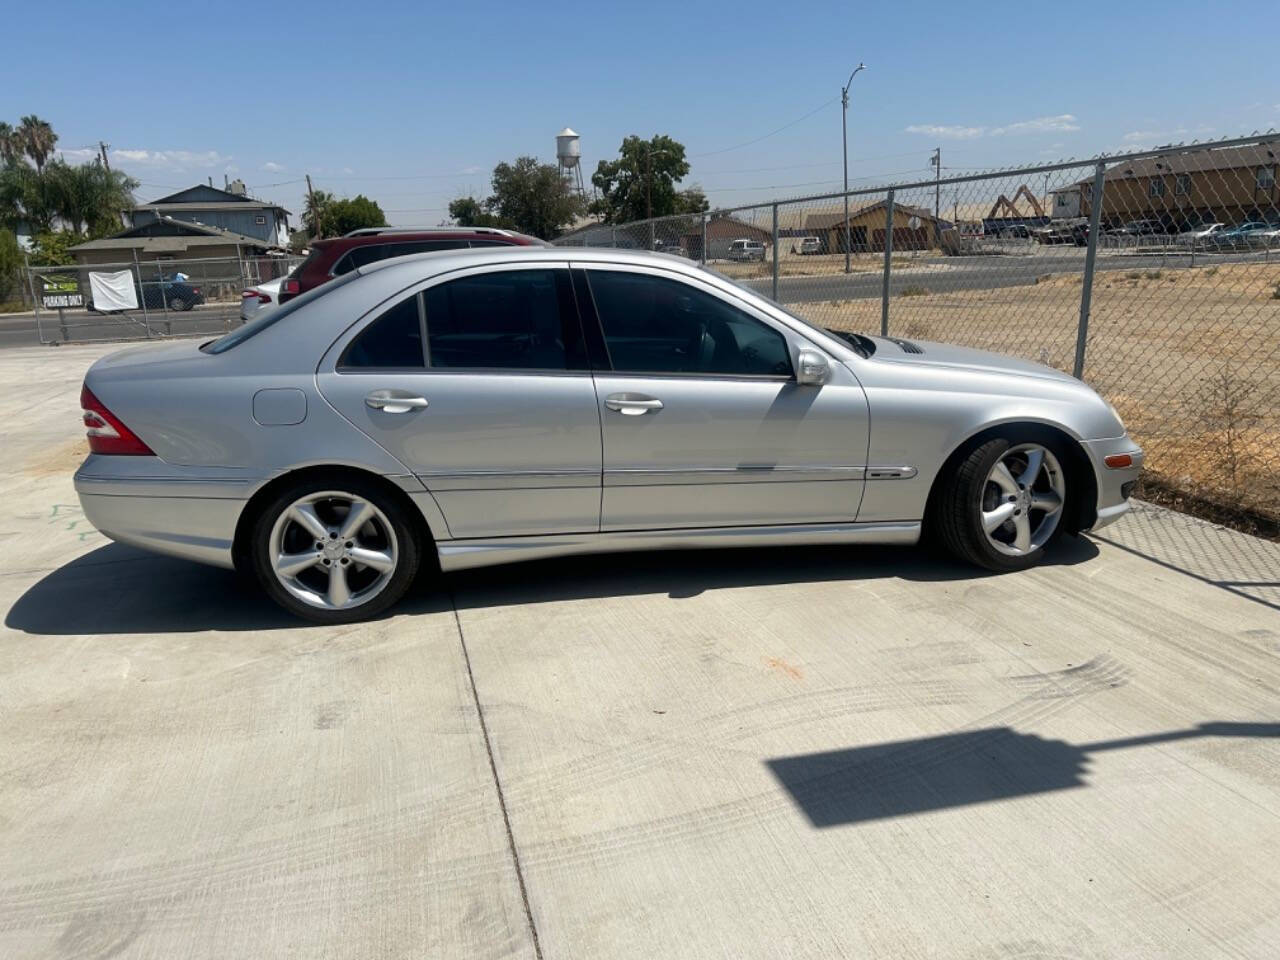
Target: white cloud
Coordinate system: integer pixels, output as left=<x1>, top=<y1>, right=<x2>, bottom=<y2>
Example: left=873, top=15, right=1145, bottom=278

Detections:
left=1121, top=124, right=1214, bottom=145
left=990, top=114, right=1080, bottom=135
left=905, top=123, right=984, bottom=140
left=341, top=166, right=354, bottom=175
left=261, top=161, right=286, bottom=172
left=109, top=149, right=233, bottom=171
left=908, top=114, right=1081, bottom=140
left=461, top=164, right=484, bottom=175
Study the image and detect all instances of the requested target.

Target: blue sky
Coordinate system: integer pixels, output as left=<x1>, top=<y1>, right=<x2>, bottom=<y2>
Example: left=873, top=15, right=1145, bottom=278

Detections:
left=3, top=0, right=1276, bottom=226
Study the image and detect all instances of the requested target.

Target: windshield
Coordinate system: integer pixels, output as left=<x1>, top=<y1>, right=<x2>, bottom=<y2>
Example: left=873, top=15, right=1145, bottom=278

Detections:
left=701, top=266, right=872, bottom=357
left=202, top=269, right=361, bottom=354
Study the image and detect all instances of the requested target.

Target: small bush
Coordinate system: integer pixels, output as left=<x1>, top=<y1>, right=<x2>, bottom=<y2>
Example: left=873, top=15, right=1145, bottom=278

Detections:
left=1144, top=270, right=1162, bottom=280
left=1203, top=266, right=1219, bottom=276
left=1125, top=270, right=1142, bottom=280
left=898, top=285, right=929, bottom=297
left=905, top=319, right=931, bottom=339
left=1272, top=281, right=1280, bottom=300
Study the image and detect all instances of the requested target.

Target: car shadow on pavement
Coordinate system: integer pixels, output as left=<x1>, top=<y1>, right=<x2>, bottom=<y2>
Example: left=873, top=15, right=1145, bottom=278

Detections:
left=766, top=722, right=1280, bottom=828
left=446, top=535, right=1100, bottom=610
left=5, top=536, right=1099, bottom=635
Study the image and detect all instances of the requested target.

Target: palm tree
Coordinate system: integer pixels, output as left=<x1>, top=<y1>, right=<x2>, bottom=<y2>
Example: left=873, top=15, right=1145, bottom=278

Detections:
left=303, top=189, right=335, bottom=238
left=18, top=115, right=57, bottom=173
left=0, top=123, right=17, bottom=167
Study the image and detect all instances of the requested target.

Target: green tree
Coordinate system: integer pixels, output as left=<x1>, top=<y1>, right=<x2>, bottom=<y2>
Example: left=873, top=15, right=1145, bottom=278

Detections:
left=0, top=228, right=20, bottom=303
left=589, top=135, right=692, bottom=224
left=0, top=161, right=55, bottom=234
left=325, top=194, right=387, bottom=236
left=28, top=229, right=81, bottom=266
left=447, top=195, right=509, bottom=229
left=302, top=189, right=335, bottom=238
left=0, top=123, right=18, bottom=167
left=17, top=115, right=57, bottom=173
left=483, top=156, right=583, bottom=239
left=674, top=185, right=710, bottom=215
left=43, top=159, right=137, bottom=235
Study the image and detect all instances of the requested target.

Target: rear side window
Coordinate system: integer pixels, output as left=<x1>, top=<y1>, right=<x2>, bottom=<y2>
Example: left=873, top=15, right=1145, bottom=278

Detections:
left=341, top=296, right=424, bottom=368
left=332, top=239, right=471, bottom=275
left=423, top=269, right=586, bottom=370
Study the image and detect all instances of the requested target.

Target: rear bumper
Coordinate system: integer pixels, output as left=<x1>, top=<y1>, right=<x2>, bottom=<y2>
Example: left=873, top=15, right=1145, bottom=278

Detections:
left=74, top=455, right=254, bottom=569
left=1081, top=436, right=1143, bottom=532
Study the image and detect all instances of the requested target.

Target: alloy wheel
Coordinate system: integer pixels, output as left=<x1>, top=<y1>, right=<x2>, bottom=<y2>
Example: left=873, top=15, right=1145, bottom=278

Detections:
left=979, top=443, right=1066, bottom=557
left=268, top=490, right=399, bottom=611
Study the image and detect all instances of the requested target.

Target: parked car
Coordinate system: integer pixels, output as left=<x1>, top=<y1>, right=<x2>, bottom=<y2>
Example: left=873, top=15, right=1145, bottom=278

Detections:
left=74, top=247, right=1140, bottom=622
left=1176, top=222, right=1224, bottom=246
left=240, top=275, right=287, bottom=324
left=277, top=226, right=545, bottom=304
left=796, top=237, right=823, bottom=255
left=1031, top=219, right=1089, bottom=246
left=652, top=239, right=687, bottom=256
left=88, top=277, right=205, bottom=314
left=727, top=238, right=767, bottom=261
left=1108, top=219, right=1164, bottom=237
left=1211, top=221, right=1276, bottom=250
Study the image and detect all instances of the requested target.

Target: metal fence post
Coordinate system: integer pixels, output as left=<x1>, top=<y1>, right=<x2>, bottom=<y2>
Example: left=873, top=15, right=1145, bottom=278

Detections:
left=771, top=203, right=779, bottom=301
left=880, top=189, right=895, bottom=336
left=155, top=261, right=172, bottom=336
left=132, top=249, right=152, bottom=337
left=701, top=216, right=708, bottom=265
left=1073, top=161, right=1107, bottom=379
left=24, top=255, right=45, bottom=345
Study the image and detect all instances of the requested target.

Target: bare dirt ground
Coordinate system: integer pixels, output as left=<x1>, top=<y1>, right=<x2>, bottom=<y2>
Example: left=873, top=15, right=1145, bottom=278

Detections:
left=794, top=262, right=1280, bottom=532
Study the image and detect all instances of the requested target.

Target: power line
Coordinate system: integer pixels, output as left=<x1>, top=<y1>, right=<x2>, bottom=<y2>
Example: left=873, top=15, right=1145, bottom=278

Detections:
left=691, top=96, right=840, bottom=157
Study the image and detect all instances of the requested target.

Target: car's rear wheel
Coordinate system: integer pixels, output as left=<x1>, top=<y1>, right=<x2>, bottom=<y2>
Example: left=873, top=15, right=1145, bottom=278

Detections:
left=935, top=436, right=1069, bottom=572
left=168, top=297, right=189, bottom=311
left=249, top=476, right=421, bottom=623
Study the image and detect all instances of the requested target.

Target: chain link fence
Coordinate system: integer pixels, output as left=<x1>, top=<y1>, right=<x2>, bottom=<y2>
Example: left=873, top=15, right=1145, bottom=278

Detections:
left=557, top=134, right=1280, bottom=534
left=24, top=254, right=301, bottom=346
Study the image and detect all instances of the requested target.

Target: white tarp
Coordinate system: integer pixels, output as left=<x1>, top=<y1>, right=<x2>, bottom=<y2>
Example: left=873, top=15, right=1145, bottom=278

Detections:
left=88, top=270, right=139, bottom=311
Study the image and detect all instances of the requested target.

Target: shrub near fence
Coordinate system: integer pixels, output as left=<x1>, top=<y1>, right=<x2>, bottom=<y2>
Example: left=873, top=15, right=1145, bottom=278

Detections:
left=557, top=134, right=1280, bottom=534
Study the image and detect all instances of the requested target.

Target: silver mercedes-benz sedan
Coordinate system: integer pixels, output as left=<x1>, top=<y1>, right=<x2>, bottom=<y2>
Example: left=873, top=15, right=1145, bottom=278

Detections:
left=75, top=247, right=1141, bottom=622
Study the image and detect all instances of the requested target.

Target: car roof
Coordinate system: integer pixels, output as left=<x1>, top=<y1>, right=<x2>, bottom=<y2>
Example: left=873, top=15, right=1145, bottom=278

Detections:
left=315, top=228, right=546, bottom=250
left=355, top=245, right=705, bottom=283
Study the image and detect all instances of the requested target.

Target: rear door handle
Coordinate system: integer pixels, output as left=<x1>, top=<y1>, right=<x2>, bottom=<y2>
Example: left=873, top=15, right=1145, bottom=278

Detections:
left=365, top=389, right=429, bottom=413
left=605, top=394, right=664, bottom=416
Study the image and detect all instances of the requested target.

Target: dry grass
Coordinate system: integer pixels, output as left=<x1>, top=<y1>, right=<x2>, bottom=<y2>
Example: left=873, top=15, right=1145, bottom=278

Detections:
left=794, top=262, right=1280, bottom=529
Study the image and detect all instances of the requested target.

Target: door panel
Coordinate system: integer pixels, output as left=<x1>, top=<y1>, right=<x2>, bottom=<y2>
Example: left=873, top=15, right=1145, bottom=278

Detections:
left=316, top=265, right=602, bottom=539
left=594, top=368, right=869, bottom=530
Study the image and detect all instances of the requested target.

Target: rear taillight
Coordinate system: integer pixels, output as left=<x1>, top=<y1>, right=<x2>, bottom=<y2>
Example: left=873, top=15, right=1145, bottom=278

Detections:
left=81, top=385, right=154, bottom=456
left=278, top=278, right=300, bottom=304
left=240, top=290, right=272, bottom=304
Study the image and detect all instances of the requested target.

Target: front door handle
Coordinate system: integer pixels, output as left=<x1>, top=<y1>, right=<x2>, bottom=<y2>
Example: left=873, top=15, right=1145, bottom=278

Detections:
left=365, top=389, right=429, bottom=413
left=605, top=393, right=664, bottom=416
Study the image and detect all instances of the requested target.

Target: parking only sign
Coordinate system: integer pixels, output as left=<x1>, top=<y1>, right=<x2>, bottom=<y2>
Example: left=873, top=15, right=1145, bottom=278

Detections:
left=39, top=274, right=84, bottom=309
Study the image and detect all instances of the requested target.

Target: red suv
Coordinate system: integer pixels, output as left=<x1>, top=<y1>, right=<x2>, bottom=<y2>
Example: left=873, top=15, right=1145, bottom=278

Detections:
left=277, top=226, right=545, bottom=304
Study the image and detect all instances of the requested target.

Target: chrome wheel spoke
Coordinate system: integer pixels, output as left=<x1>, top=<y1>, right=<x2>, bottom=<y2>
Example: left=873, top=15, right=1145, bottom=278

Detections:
left=982, top=502, right=1016, bottom=533
left=338, top=498, right=375, bottom=539
left=327, top=562, right=351, bottom=607
left=289, top=503, right=329, bottom=540
left=276, top=551, right=319, bottom=577
left=1020, top=448, right=1044, bottom=487
left=1031, top=490, right=1063, bottom=515
left=990, top=461, right=1019, bottom=495
left=348, top=546, right=395, bottom=572
left=1013, top=513, right=1033, bottom=553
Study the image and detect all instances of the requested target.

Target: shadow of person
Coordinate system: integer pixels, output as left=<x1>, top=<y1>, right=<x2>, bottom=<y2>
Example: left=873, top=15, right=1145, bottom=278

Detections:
left=766, top=722, right=1280, bottom=828
left=5, top=533, right=1100, bottom=636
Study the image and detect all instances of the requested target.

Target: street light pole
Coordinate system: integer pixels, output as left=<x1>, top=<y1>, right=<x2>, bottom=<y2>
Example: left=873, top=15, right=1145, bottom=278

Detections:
left=841, top=62, right=866, bottom=273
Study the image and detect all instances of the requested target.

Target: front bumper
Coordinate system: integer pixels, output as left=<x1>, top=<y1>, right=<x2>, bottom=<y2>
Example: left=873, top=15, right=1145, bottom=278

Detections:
left=74, top=455, right=254, bottom=569
left=1081, top=436, right=1144, bottom=532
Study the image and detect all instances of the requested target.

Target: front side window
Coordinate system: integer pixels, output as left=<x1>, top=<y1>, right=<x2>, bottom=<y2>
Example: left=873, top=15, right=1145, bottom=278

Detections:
left=341, top=295, right=424, bottom=368
left=587, top=270, right=792, bottom=377
left=423, top=268, right=586, bottom=370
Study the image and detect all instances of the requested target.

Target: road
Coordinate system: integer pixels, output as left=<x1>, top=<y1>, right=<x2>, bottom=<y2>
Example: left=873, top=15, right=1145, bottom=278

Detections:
left=2, top=341, right=1278, bottom=958
left=740, top=248, right=1269, bottom=303
left=0, top=302, right=238, bottom=349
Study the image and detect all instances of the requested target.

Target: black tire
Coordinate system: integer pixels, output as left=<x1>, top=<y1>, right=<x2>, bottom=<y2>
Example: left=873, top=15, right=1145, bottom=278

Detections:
left=168, top=297, right=188, bottom=312
left=934, top=434, right=1070, bottom=572
left=249, top=473, right=422, bottom=624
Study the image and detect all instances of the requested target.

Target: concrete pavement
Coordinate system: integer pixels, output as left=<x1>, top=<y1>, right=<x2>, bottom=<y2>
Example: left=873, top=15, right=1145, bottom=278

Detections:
left=1, top=342, right=1277, bottom=958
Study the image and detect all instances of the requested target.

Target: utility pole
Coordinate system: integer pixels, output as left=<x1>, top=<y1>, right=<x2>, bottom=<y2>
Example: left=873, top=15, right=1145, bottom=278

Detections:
left=931, top=147, right=941, bottom=248
left=98, top=141, right=110, bottom=170
left=841, top=62, right=867, bottom=273
left=306, top=174, right=320, bottom=238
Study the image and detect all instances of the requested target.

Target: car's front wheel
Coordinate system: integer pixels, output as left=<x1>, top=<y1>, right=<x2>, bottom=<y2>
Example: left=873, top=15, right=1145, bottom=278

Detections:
left=249, top=475, right=421, bottom=623
left=935, top=436, right=1070, bottom=572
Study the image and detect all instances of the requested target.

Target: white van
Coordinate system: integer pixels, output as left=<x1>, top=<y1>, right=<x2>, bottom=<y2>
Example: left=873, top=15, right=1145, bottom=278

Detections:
left=727, top=238, right=766, bottom=262
left=797, top=236, right=822, bottom=255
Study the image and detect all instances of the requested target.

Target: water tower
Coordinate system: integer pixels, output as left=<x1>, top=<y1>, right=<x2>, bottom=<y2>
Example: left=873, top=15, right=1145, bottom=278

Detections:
left=556, top=127, right=586, bottom=199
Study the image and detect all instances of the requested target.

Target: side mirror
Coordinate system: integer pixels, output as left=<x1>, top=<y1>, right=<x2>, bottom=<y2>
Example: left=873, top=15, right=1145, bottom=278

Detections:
left=795, top=348, right=830, bottom=386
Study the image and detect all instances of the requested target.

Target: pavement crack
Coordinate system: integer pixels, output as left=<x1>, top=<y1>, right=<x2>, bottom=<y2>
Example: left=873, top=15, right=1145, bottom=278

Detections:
left=449, top=591, right=543, bottom=960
